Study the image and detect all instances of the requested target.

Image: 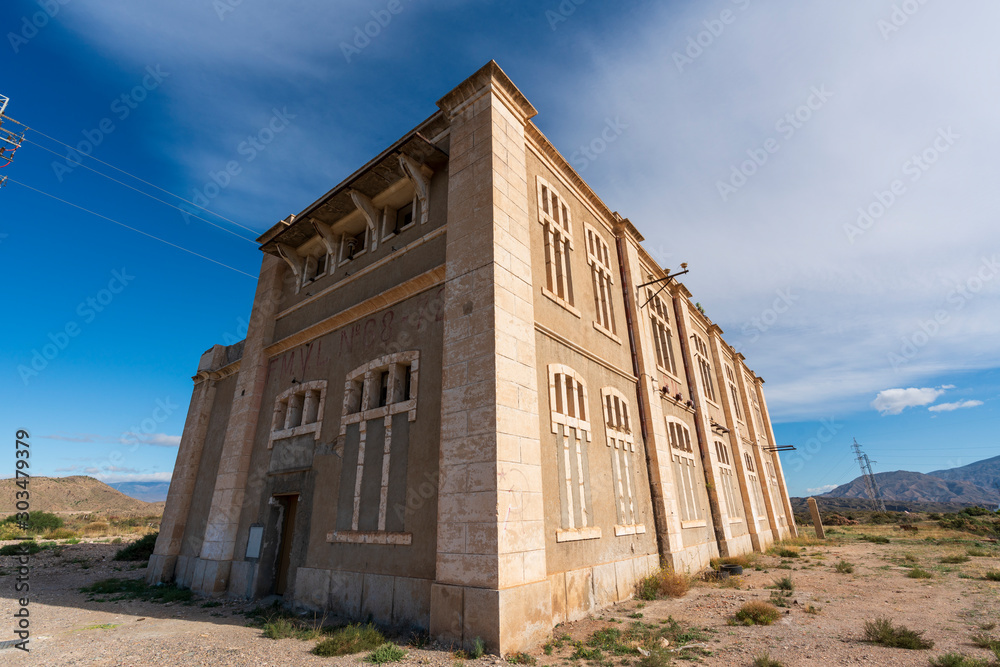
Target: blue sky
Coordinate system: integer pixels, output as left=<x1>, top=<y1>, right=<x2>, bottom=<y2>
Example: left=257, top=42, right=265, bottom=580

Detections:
left=1, top=1, right=997, bottom=497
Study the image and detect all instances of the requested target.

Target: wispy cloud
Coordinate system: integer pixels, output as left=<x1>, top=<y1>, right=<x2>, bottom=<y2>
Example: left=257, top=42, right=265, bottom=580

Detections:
left=872, top=387, right=948, bottom=415
left=928, top=400, right=983, bottom=413
left=806, top=484, right=838, bottom=495
left=120, top=433, right=181, bottom=447
left=40, top=432, right=103, bottom=443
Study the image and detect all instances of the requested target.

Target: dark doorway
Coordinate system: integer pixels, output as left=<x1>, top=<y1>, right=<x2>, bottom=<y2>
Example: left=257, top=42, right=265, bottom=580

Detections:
left=274, top=494, right=298, bottom=596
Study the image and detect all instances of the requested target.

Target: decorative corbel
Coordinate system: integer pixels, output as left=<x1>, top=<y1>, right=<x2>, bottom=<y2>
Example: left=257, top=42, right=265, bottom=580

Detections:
left=348, top=189, right=379, bottom=251
left=276, top=243, right=305, bottom=280
left=398, top=154, right=432, bottom=224
left=312, top=218, right=338, bottom=256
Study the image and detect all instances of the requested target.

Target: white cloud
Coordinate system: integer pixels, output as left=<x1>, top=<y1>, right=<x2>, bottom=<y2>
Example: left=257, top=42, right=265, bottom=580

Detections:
left=40, top=433, right=102, bottom=443
left=806, top=484, right=838, bottom=495
left=928, top=400, right=983, bottom=412
left=120, top=433, right=182, bottom=447
left=872, top=387, right=948, bottom=415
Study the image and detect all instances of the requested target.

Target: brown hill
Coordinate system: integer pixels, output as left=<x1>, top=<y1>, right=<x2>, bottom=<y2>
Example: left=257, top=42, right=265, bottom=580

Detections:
left=824, top=470, right=999, bottom=506
left=0, top=476, right=164, bottom=517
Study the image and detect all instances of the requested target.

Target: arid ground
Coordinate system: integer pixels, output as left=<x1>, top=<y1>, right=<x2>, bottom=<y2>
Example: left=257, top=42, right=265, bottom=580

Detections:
left=1, top=523, right=998, bottom=666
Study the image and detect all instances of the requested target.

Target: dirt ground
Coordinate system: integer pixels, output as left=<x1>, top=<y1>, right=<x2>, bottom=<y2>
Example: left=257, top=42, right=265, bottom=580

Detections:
left=0, top=524, right=998, bottom=666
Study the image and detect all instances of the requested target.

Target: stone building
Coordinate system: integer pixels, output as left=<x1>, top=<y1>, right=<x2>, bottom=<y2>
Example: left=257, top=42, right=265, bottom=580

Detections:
left=147, top=61, right=796, bottom=653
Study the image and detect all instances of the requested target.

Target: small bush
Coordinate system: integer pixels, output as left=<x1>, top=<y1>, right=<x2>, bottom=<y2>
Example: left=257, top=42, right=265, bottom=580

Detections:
left=636, top=568, right=689, bottom=600
left=506, top=652, right=537, bottom=664
left=804, top=604, right=821, bottom=615
left=928, top=653, right=992, bottom=667
left=471, top=636, right=485, bottom=659
left=571, top=644, right=602, bottom=660
left=907, top=568, right=933, bottom=579
left=752, top=653, right=786, bottom=667
left=43, top=528, right=79, bottom=540
left=776, top=548, right=800, bottom=558
left=365, top=643, right=407, bottom=664
left=940, top=555, right=971, bottom=564
left=862, top=617, right=934, bottom=649
left=263, top=617, right=298, bottom=639
left=313, top=624, right=385, bottom=656
left=732, top=601, right=780, bottom=626
left=83, top=521, right=110, bottom=536
left=904, top=553, right=919, bottom=563
left=860, top=535, right=891, bottom=544
left=771, top=576, right=794, bottom=592
left=835, top=560, right=854, bottom=574
left=114, top=533, right=158, bottom=561
left=2, top=511, right=64, bottom=534
left=0, top=541, right=43, bottom=556
left=970, top=631, right=999, bottom=649
left=983, top=570, right=1000, bottom=582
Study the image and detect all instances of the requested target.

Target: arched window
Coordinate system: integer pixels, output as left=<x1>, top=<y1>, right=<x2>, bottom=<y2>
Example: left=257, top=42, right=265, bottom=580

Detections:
left=665, top=417, right=702, bottom=524
left=548, top=364, right=597, bottom=540
left=602, top=388, right=644, bottom=536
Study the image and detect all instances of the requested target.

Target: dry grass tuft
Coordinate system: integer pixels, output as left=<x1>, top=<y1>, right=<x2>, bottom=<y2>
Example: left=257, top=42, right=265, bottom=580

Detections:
left=636, top=568, right=690, bottom=600
left=731, top=601, right=780, bottom=626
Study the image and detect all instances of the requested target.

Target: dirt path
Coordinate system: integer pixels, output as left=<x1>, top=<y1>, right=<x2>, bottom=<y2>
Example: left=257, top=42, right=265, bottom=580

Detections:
left=0, top=526, right=998, bottom=666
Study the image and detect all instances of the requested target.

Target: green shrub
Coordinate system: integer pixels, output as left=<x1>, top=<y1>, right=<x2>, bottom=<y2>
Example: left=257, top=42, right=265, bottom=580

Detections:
left=752, top=653, right=786, bottom=667
left=835, top=560, right=854, bottom=574
left=506, top=652, right=537, bottom=664
left=940, top=555, right=970, bottom=564
left=2, top=511, right=63, bottom=534
left=966, top=547, right=989, bottom=557
left=471, top=636, right=486, bottom=659
left=776, top=548, right=799, bottom=558
left=313, top=624, right=385, bottom=656
left=984, top=570, right=1000, bottom=582
left=732, top=601, right=780, bottom=626
left=114, top=533, right=158, bottom=561
left=862, top=617, right=933, bottom=649
left=364, top=643, right=407, bottom=664
left=860, top=534, right=891, bottom=544
left=907, top=567, right=933, bottom=579
left=0, top=541, right=43, bottom=556
left=636, top=568, right=689, bottom=600
left=771, top=576, right=794, bottom=592
left=928, top=652, right=992, bottom=666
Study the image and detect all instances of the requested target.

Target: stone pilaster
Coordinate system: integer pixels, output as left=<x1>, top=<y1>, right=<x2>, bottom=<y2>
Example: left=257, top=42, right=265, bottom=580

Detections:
left=146, top=345, right=225, bottom=584
left=614, top=233, right=683, bottom=564
left=192, top=253, right=285, bottom=595
left=430, top=61, right=551, bottom=654
left=707, top=328, right=769, bottom=551
left=732, top=356, right=781, bottom=549
left=755, top=378, right=797, bottom=538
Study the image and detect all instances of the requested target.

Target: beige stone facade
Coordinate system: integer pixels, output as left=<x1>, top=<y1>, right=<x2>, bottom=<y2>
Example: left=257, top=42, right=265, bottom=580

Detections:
left=147, top=61, right=796, bottom=653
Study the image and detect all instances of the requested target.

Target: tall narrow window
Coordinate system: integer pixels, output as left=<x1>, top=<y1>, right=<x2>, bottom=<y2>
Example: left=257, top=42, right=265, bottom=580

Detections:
left=602, top=388, right=643, bottom=536
left=549, top=365, right=597, bottom=541
left=725, top=365, right=743, bottom=421
left=586, top=225, right=616, bottom=336
left=666, top=418, right=702, bottom=524
left=692, top=333, right=716, bottom=402
left=648, top=291, right=677, bottom=375
left=715, top=439, right=743, bottom=521
left=330, top=351, right=420, bottom=546
left=538, top=177, right=575, bottom=310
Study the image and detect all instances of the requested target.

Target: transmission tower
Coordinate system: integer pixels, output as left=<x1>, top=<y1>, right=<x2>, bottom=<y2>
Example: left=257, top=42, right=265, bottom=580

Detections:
left=852, top=438, right=886, bottom=512
left=0, top=93, right=28, bottom=186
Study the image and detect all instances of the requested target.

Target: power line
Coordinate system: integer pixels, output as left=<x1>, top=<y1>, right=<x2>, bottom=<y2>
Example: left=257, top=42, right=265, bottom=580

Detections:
left=21, top=137, right=257, bottom=244
left=8, top=178, right=256, bottom=279
left=26, top=127, right=261, bottom=236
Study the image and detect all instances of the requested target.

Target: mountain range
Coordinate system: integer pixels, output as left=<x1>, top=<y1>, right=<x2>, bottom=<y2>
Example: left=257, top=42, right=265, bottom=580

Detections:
left=823, top=454, right=1000, bottom=506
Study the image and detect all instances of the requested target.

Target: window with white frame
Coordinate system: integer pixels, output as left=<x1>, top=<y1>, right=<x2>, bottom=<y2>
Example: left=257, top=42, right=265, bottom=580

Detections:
left=666, top=418, right=702, bottom=524
left=715, top=439, right=743, bottom=521
left=302, top=249, right=329, bottom=286
left=648, top=291, right=677, bottom=376
left=601, top=388, right=643, bottom=536
left=586, top=225, right=616, bottom=336
left=549, top=364, right=597, bottom=540
left=764, top=457, right=787, bottom=527
left=692, top=333, right=716, bottom=402
left=380, top=198, right=419, bottom=241
left=744, top=449, right=767, bottom=527
left=329, top=351, right=419, bottom=545
left=724, top=365, right=743, bottom=421
left=269, top=380, right=327, bottom=448
left=537, top=177, right=576, bottom=311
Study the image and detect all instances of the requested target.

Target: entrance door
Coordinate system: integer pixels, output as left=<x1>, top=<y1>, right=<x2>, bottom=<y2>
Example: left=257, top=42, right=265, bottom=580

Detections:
left=274, top=494, right=298, bottom=596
